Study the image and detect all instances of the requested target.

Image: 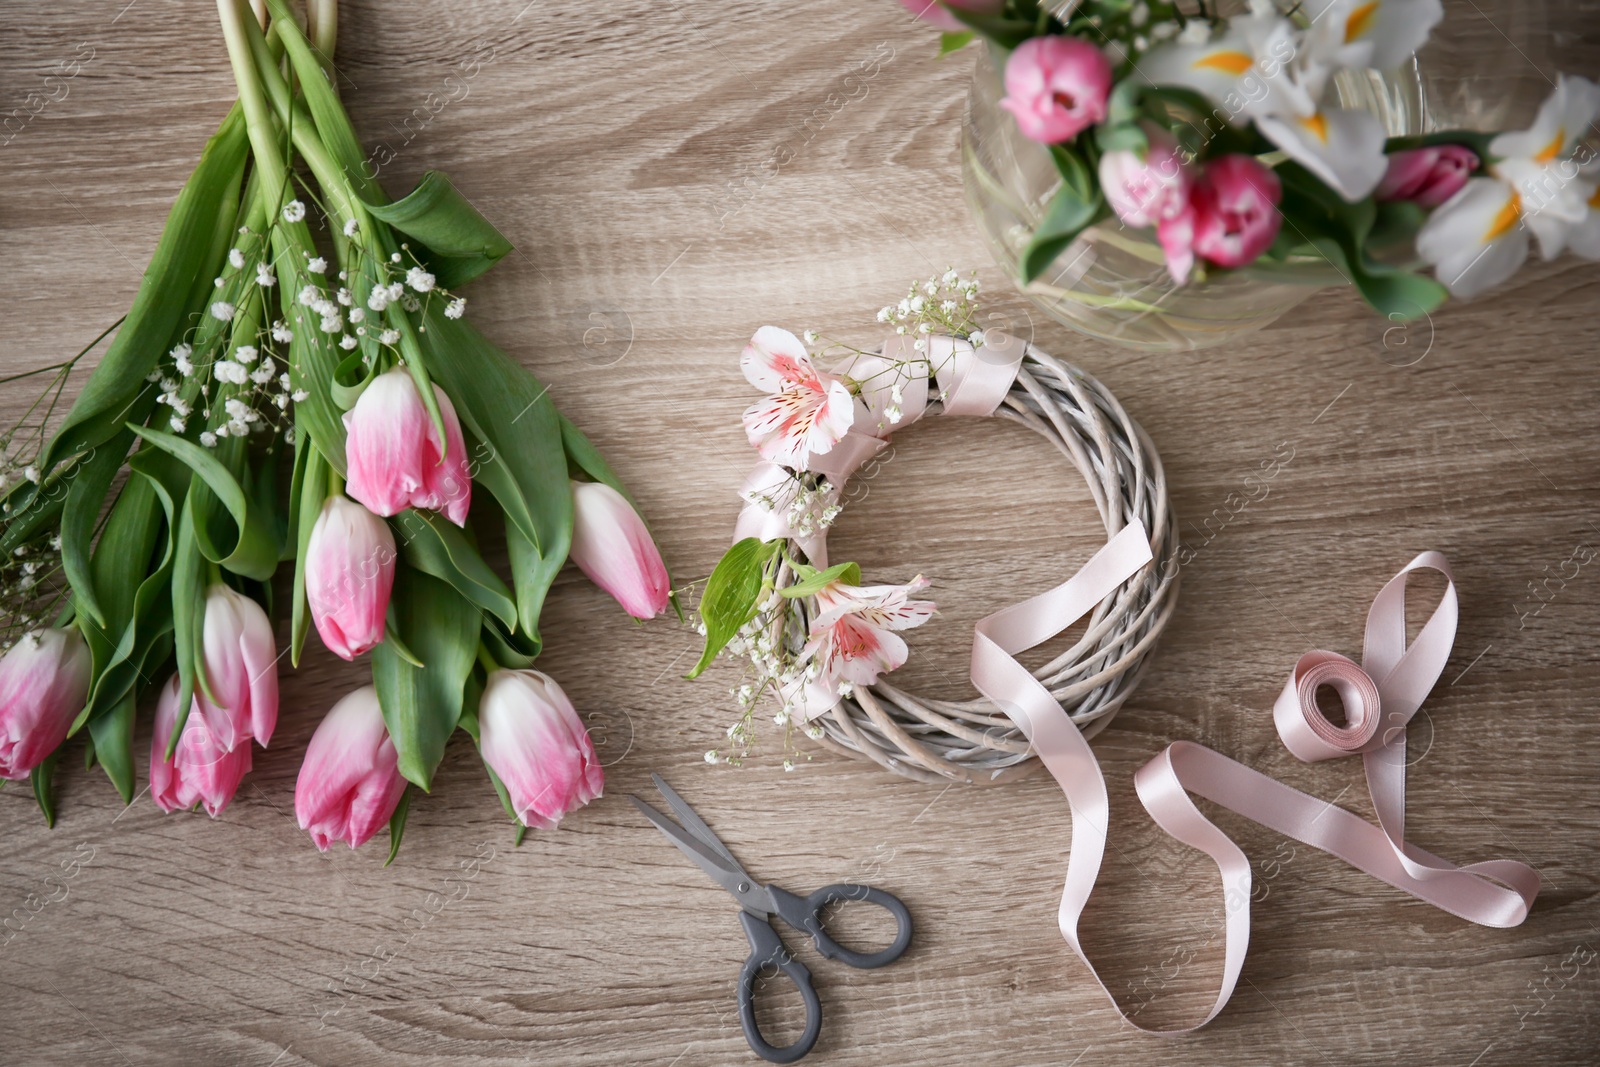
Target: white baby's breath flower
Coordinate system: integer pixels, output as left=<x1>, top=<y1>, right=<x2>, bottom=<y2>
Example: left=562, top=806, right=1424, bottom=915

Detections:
left=348, top=307, right=365, bottom=323
left=291, top=389, right=309, bottom=402
left=319, top=313, right=344, bottom=334
left=336, top=287, right=352, bottom=306
left=444, top=297, right=466, bottom=319
left=199, top=431, right=217, bottom=448
left=339, top=334, right=359, bottom=350
left=234, top=345, right=258, bottom=365
left=342, top=218, right=359, bottom=238
left=282, top=200, right=306, bottom=223
left=255, top=262, right=276, bottom=287
left=405, top=267, right=436, bottom=292
left=704, top=749, right=718, bottom=764
left=400, top=293, right=421, bottom=312
left=210, top=300, right=236, bottom=321
left=250, top=361, right=276, bottom=384
left=23, top=466, right=40, bottom=484
left=367, top=287, right=391, bottom=312
left=307, top=256, right=327, bottom=274
left=169, top=416, right=186, bottom=433
left=213, top=360, right=249, bottom=385
left=228, top=248, right=245, bottom=269
left=378, top=328, right=400, bottom=345
left=297, top=285, right=320, bottom=307
left=270, top=321, right=293, bottom=344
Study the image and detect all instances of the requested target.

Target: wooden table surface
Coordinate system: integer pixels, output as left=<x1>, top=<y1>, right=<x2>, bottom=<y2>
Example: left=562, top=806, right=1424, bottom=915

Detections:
left=3, top=2, right=1597, bottom=1064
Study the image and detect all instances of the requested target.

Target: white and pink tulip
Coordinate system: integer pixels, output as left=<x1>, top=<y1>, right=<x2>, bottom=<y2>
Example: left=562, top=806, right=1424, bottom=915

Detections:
left=477, top=669, right=603, bottom=830
left=569, top=481, right=670, bottom=620
left=343, top=366, right=472, bottom=526
left=305, top=495, right=396, bottom=660
left=150, top=674, right=254, bottom=817
left=195, top=583, right=279, bottom=752
left=294, top=685, right=408, bottom=851
left=0, top=628, right=90, bottom=781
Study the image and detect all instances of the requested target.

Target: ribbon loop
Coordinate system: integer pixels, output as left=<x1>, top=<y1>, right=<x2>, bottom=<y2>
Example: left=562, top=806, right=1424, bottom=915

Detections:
left=969, top=541, right=1540, bottom=1032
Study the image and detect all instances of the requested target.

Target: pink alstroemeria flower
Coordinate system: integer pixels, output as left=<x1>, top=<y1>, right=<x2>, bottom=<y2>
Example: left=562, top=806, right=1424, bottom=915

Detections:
left=787, top=577, right=937, bottom=720
left=343, top=366, right=472, bottom=526
left=294, top=686, right=408, bottom=851
left=306, top=495, right=396, bottom=660
left=741, top=326, right=855, bottom=471
left=195, top=583, right=279, bottom=752
left=478, top=669, right=603, bottom=831
left=150, top=675, right=253, bottom=817
left=569, top=481, right=671, bottom=619
left=0, top=628, right=91, bottom=780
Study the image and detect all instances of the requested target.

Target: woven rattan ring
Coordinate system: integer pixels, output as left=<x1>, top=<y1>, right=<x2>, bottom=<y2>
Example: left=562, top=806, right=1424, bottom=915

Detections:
left=789, top=343, right=1179, bottom=786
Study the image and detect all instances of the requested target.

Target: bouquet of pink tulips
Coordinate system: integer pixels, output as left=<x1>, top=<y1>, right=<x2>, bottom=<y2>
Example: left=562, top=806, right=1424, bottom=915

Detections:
left=909, top=0, right=1600, bottom=312
left=0, top=0, right=669, bottom=858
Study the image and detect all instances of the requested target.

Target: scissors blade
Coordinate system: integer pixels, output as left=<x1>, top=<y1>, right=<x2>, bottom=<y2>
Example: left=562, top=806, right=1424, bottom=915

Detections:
left=630, top=795, right=753, bottom=900
left=650, top=773, right=742, bottom=870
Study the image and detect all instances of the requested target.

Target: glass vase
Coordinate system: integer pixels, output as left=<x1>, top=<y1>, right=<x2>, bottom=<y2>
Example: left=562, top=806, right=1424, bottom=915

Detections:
left=959, top=3, right=1556, bottom=353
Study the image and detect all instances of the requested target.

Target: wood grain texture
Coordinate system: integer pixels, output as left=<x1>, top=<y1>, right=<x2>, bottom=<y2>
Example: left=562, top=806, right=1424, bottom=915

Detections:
left=2, top=2, right=1597, bottom=1065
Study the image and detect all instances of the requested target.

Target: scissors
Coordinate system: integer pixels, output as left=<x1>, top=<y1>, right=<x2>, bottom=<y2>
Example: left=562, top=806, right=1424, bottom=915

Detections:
left=631, top=773, right=913, bottom=1063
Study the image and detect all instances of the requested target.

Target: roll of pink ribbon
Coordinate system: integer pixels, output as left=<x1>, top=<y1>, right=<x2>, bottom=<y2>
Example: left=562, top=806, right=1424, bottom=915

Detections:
left=971, top=533, right=1541, bottom=1032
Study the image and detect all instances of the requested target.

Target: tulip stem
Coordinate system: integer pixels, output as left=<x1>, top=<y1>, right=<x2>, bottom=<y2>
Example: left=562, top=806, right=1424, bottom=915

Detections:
left=476, top=644, right=500, bottom=675
left=328, top=469, right=344, bottom=497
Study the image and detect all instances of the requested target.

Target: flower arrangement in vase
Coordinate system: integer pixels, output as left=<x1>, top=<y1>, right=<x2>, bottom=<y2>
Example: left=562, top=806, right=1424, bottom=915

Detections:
left=906, top=0, right=1600, bottom=349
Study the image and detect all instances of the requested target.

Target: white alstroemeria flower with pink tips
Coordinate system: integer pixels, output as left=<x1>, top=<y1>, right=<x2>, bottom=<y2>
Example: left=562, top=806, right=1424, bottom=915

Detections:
left=741, top=326, right=855, bottom=471
left=785, top=576, right=937, bottom=720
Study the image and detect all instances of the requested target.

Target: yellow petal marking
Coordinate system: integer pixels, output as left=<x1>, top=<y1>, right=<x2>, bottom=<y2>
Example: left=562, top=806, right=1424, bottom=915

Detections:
left=1299, top=112, right=1330, bottom=143
left=1194, top=51, right=1254, bottom=76
left=1484, top=191, right=1522, bottom=242
left=1345, top=1, right=1380, bottom=42
left=1589, top=185, right=1600, bottom=208
left=1533, top=128, right=1566, bottom=164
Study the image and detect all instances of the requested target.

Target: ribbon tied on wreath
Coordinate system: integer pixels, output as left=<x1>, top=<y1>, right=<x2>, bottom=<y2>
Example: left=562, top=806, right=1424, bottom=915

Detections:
left=973, top=530, right=1541, bottom=1031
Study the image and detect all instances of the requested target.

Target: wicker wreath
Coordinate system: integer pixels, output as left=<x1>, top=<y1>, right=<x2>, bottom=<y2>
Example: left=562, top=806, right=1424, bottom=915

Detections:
left=786, top=343, right=1179, bottom=785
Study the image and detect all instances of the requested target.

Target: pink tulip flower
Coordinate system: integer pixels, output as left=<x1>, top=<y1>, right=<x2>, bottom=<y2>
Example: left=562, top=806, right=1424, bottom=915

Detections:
left=306, top=495, right=397, bottom=660
left=569, top=481, right=670, bottom=619
left=1376, top=145, right=1479, bottom=209
left=999, top=36, right=1113, bottom=145
left=1100, top=135, right=1193, bottom=228
left=897, top=0, right=1003, bottom=31
left=478, top=669, right=602, bottom=830
left=195, top=583, right=279, bottom=752
left=343, top=366, right=472, bottom=526
left=0, top=628, right=90, bottom=780
left=1189, top=154, right=1283, bottom=270
left=1157, top=206, right=1198, bottom=285
left=294, top=685, right=408, bottom=851
left=150, top=675, right=253, bottom=817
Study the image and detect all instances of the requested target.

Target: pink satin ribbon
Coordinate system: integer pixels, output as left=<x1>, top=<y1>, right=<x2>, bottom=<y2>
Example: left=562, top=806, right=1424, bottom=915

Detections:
left=971, top=530, right=1541, bottom=1032
left=733, top=332, right=1028, bottom=565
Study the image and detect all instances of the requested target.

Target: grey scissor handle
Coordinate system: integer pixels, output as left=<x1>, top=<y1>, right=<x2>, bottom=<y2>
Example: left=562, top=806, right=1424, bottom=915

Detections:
left=769, top=883, right=914, bottom=970
left=737, top=910, right=822, bottom=1064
